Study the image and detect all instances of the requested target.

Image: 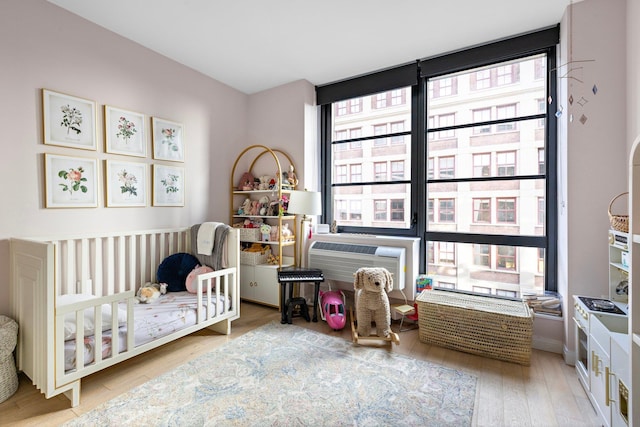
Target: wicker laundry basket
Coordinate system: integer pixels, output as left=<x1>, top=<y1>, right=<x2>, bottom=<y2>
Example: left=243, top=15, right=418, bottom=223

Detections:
left=0, top=315, right=18, bottom=403
left=417, top=290, right=534, bottom=365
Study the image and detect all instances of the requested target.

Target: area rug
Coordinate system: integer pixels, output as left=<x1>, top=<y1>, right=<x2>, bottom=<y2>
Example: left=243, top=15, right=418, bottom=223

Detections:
left=64, top=321, right=476, bottom=426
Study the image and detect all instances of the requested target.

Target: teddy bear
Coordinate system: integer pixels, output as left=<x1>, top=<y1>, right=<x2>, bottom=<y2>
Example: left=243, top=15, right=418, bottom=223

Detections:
left=353, top=267, right=393, bottom=338
left=245, top=242, right=270, bottom=254
left=258, top=175, right=271, bottom=190
left=135, top=282, right=167, bottom=304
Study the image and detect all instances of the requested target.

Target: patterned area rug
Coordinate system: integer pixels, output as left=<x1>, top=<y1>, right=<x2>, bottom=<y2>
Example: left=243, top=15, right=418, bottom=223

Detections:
left=64, top=321, right=476, bottom=426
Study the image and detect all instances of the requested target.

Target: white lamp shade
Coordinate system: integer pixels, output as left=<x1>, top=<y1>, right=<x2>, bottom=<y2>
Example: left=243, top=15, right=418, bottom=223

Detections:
left=287, top=190, right=322, bottom=216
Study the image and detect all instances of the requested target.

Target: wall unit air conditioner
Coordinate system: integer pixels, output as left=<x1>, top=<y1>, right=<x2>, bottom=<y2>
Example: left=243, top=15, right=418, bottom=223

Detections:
left=308, top=241, right=405, bottom=290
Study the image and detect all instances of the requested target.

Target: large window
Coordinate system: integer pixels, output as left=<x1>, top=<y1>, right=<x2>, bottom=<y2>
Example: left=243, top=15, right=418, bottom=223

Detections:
left=317, top=26, right=558, bottom=295
left=325, top=85, right=413, bottom=230
left=425, top=52, right=555, bottom=297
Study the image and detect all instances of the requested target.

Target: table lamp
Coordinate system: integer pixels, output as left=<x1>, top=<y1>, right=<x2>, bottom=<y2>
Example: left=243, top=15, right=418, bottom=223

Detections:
left=287, top=189, right=322, bottom=266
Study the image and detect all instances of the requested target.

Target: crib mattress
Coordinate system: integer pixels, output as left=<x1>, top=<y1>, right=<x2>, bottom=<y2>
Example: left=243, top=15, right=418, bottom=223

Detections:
left=64, top=292, right=228, bottom=372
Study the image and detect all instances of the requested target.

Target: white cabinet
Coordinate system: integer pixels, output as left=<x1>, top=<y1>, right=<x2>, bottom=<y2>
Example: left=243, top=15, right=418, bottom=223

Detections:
left=611, top=334, right=630, bottom=427
left=239, top=264, right=281, bottom=307
left=588, top=314, right=630, bottom=427
left=590, top=315, right=613, bottom=427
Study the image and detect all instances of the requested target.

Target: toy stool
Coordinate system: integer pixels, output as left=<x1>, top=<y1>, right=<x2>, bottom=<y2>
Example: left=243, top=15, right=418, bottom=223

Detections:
left=286, top=297, right=310, bottom=324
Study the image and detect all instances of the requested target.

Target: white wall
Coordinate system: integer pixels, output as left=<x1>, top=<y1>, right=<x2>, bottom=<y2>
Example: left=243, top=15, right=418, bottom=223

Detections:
left=245, top=79, right=319, bottom=254
left=0, top=0, right=249, bottom=315
left=559, top=0, right=627, bottom=361
left=246, top=79, right=317, bottom=191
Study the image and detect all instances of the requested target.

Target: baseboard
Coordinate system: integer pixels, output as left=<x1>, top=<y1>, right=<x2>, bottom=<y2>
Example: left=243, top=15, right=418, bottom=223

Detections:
left=532, top=335, right=563, bottom=354
left=563, top=344, right=576, bottom=366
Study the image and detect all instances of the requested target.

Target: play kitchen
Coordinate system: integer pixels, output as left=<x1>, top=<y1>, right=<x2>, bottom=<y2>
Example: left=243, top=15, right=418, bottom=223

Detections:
left=573, top=229, right=630, bottom=427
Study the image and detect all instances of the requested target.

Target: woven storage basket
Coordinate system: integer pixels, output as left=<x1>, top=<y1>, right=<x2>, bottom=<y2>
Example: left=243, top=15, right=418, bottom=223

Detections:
left=0, top=315, right=18, bottom=403
left=239, top=228, right=261, bottom=241
left=417, top=290, right=534, bottom=365
left=240, top=250, right=269, bottom=265
left=608, top=192, right=629, bottom=233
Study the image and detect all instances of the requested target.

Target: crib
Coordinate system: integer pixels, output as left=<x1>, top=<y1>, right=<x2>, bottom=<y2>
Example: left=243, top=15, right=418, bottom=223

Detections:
left=9, top=225, right=240, bottom=407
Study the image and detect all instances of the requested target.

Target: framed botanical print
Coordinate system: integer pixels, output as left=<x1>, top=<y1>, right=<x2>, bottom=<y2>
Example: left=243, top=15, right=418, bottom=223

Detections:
left=153, top=164, right=185, bottom=207
left=152, top=117, right=184, bottom=162
left=105, top=106, right=146, bottom=157
left=44, top=153, right=98, bottom=208
left=42, top=89, right=97, bottom=150
left=105, top=160, right=147, bottom=207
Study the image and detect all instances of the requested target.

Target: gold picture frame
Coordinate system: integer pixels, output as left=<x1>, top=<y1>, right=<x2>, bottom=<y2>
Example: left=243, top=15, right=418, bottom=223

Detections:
left=152, top=117, right=184, bottom=162
left=44, top=153, right=98, bottom=208
left=42, top=89, right=97, bottom=150
left=105, top=160, right=147, bottom=207
left=152, top=164, right=185, bottom=206
left=105, top=106, right=147, bottom=157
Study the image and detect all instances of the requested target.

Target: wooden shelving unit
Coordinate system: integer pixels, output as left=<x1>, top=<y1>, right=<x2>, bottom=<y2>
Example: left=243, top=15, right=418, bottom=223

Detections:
left=230, top=145, right=297, bottom=308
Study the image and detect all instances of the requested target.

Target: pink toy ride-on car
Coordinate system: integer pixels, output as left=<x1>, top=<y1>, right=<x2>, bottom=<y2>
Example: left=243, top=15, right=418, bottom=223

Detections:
left=319, top=290, right=346, bottom=331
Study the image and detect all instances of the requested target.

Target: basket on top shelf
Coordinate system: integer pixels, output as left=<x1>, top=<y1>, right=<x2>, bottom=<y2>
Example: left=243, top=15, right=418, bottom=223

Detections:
left=608, top=192, right=629, bottom=233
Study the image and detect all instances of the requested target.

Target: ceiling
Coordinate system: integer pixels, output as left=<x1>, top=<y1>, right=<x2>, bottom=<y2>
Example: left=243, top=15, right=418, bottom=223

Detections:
left=48, top=0, right=571, bottom=95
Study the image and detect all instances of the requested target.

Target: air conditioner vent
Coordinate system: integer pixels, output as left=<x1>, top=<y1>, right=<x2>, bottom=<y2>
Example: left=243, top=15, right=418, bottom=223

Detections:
left=308, top=241, right=405, bottom=290
left=311, top=242, right=377, bottom=255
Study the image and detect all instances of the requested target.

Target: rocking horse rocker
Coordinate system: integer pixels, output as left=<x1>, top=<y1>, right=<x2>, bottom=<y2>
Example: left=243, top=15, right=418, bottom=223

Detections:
left=350, top=267, right=400, bottom=346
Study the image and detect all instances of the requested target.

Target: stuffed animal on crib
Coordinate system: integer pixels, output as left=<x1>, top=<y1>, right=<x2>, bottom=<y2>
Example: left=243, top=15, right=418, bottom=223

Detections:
left=353, top=267, right=393, bottom=338
left=185, top=265, right=215, bottom=293
left=136, top=282, right=167, bottom=304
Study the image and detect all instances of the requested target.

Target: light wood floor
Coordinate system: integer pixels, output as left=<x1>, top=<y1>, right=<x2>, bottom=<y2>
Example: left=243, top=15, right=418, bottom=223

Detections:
left=0, top=302, right=601, bottom=427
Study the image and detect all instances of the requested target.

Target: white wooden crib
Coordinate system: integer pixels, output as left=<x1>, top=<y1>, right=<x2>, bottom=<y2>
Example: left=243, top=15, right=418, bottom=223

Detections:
left=10, top=226, right=240, bottom=407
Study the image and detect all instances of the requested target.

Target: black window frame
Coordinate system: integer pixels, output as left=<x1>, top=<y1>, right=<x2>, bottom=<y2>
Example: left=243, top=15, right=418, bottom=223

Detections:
left=317, top=25, right=559, bottom=292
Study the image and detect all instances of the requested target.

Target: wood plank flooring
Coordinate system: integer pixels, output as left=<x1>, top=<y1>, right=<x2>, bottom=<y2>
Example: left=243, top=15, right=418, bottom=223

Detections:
left=0, top=302, right=602, bottom=427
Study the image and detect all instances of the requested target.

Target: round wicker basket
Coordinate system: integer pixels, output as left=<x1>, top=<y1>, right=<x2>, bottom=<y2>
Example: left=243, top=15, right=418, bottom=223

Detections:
left=608, top=192, right=629, bottom=233
left=0, top=315, right=18, bottom=403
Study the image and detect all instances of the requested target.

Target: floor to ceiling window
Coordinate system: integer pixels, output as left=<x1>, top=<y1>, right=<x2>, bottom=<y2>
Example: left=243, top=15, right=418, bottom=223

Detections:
left=329, top=87, right=413, bottom=230
left=317, top=26, right=559, bottom=296
left=424, top=53, right=555, bottom=297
